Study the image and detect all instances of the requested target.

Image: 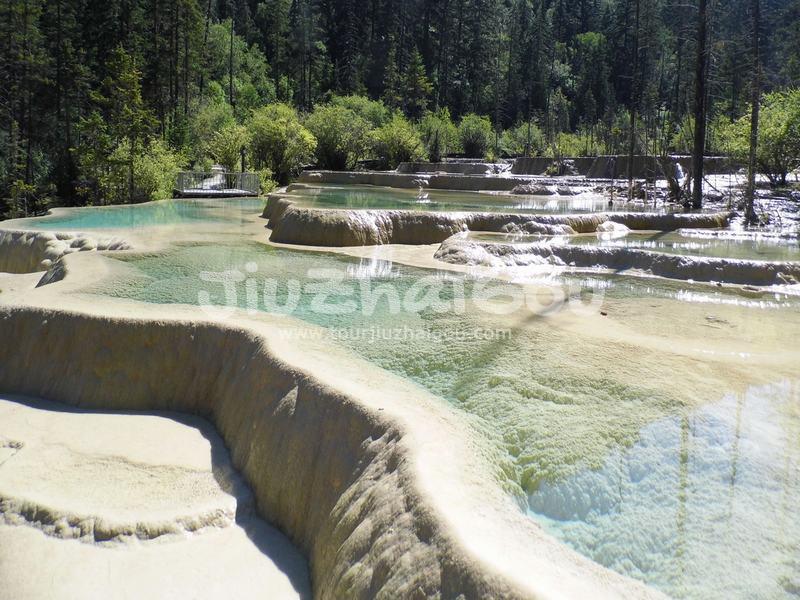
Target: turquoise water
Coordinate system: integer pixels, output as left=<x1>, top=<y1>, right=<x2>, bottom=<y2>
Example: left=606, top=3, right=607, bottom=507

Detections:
left=468, top=231, right=800, bottom=262
left=86, top=241, right=800, bottom=598
left=530, top=382, right=800, bottom=599
left=10, top=198, right=265, bottom=230
left=286, top=184, right=635, bottom=214
left=9, top=184, right=799, bottom=596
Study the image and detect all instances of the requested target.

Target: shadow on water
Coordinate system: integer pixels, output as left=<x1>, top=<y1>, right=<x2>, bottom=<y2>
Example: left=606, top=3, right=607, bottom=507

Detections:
left=0, top=393, right=312, bottom=599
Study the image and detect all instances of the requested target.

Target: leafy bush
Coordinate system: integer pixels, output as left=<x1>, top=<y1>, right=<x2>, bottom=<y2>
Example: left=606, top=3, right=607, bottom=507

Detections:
left=458, top=114, right=493, bottom=158
left=248, top=103, right=316, bottom=183
left=208, top=124, right=250, bottom=171
left=371, top=113, right=426, bottom=169
left=185, top=97, right=236, bottom=164
left=5, top=179, right=52, bottom=219
left=77, top=139, right=184, bottom=204
left=256, top=168, right=278, bottom=194
left=418, top=108, right=458, bottom=162
left=305, top=104, right=371, bottom=170
left=500, top=121, right=546, bottom=157
left=133, top=140, right=186, bottom=201
left=330, top=95, right=390, bottom=128
left=1, top=146, right=55, bottom=217
left=670, top=114, right=725, bottom=155
left=670, top=115, right=695, bottom=154
left=717, top=89, right=800, bottom=186
left=546, top=131, right=605, bottom=158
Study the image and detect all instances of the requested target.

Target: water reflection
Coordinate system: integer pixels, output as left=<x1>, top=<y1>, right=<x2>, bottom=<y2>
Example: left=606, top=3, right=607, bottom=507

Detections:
left=528, top=380, right=800, bottom=599
left=90, top=241, right=800, bottom=596
left=289, top=185, right=623, bottom=214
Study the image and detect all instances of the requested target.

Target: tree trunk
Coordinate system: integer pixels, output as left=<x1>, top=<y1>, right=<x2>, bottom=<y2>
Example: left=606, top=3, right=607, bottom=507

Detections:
left=435, top=0, right=450, bottom=109
left=198, top=0, right=212, bottom=97
left=55, top=0, right=62, bottom=123
left=128, top=141, right=135, bottom=204
left=229, top=16, right=235, bottom=110
left=745, top=0, right=760, bottom=224
left=183, top=4, right=189, bottom=117
left=171, top=2, right=179, bottom=125
left=628, top=0, right=640, bottom=201
left=691, top=0, right=709, bottom=209
left=23, top=0, right=33, bottom=189
left=154, top=0, right=164, bottom=131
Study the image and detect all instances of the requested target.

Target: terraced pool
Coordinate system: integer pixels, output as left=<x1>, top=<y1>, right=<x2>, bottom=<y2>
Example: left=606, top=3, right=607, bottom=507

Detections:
left=282, top=184, right=651, bottom=213
left=85, top=240, right=800, bottom=599
left=6, top=188, right=800, bottom=598
left=9, top=197, right=265, bottom=230
left=467, top=230, right=800, bottom=262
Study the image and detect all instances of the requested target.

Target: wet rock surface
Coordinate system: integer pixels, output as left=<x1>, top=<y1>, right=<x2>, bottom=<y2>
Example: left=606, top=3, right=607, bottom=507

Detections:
left=435, top=232, right=800, bottom=287
left=0, top=230, right=130, bottom=274
left=264, top=193, right=731, bottom=247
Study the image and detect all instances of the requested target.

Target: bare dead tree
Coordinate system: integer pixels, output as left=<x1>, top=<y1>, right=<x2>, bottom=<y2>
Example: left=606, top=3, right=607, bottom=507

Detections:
left=745, top=0, right=761, bottom=225
left=691, top=0, right=709, bottom=209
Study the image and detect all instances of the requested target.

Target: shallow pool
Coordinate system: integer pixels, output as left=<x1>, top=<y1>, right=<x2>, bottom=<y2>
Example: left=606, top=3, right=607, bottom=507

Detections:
left=10, top=198, right=265, bottom=230
left=468, top=230, right=800, bottom=262
left=529, top=382, right=800, bottom=599
left=285, top=184, right=647, bottom=214
left=86, top=240, right=800, bottom=598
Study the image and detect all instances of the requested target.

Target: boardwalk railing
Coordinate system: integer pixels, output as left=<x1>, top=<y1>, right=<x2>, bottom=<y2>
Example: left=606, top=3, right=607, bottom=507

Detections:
left=175, top=171, right=260, bottom=196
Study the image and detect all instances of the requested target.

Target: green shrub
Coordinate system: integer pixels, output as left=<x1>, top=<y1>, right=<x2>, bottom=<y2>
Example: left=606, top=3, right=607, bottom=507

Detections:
left=717, top=89, right=800, bottom=186
left=670, top=115, right=695, bottom=155
left=256, top=168, right=278, bottom=194
left=371, top=113, right=426, bottom=169
left=418, top=108, right=458, bottom=162
left=248, top=103, right=316, bottom=183
left=556, top=133, right=582, bottom=158
left=192, top=156, right=216, bottom=173
left=6, top=180, right=51, bottom=219
left=458, top=114, right=493, bottom=158
left=187, top=99, right=235, bottom=166
left=208, top=124, right=250, bottom=171
left=133, top=139, right=185, bottom=200
left=2, top=149, right=54, bottom=217
left=330, top=95, right=390, bottom=128
left=305, top=104, right=371, bottom=170
left=500, top=121, right=546, bottom=157
left=536, top=129, right=608, bottom=158
left=671, top=114, right=726, bottom=156
left=80, top=139, right=185, bottom=204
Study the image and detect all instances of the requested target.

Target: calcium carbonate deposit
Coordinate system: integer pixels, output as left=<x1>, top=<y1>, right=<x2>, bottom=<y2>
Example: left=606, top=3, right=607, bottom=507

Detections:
left=2, top=189, right=799, bottom=599
left=84, top=238, right=800, bottom=599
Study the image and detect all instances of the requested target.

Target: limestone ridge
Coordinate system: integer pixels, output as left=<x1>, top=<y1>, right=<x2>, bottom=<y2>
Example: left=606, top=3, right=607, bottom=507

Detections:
left=0, top=229, right=130, bottom=274
left=434, top=234, right=800, bottom=287
left=0, top=305, right=659, bottom=599
left=263, top=193, right=731, bottom=247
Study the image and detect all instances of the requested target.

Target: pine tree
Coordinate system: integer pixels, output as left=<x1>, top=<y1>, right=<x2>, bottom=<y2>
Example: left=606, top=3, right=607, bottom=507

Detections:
left=382, top=41, right=403, bottom=111
left=403, top=47, right=432, bottom=118
left=1, top=0, right=797, bottom=212
left=80, top=46, right=155, bottom=203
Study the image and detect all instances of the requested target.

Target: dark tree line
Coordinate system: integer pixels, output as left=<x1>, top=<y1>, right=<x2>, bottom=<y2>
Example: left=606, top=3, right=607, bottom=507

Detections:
left=1, top=0, right=798, bottom=209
